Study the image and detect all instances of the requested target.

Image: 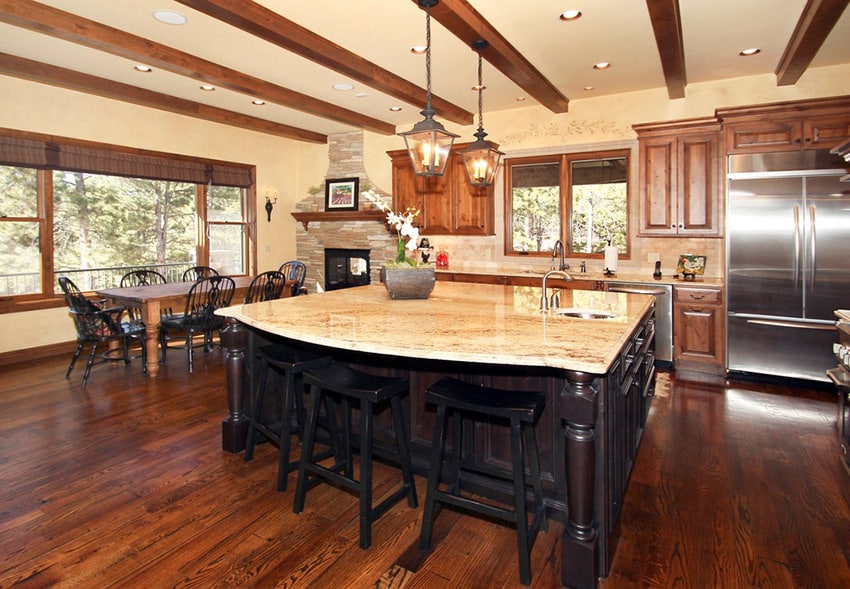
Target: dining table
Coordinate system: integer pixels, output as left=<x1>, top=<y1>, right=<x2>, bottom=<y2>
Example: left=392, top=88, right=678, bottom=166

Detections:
left=96, top=275, right=256, bottom=377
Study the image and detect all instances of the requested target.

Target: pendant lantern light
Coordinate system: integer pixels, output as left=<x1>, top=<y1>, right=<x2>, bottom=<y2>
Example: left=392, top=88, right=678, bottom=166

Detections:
left=462, top=40, right=503, bottom=187
left=399, top=0, right=458, bottom=177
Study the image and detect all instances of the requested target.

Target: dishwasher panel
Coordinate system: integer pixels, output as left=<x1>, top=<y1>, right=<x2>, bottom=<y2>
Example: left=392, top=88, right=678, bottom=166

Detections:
left=606, top=282, right=673, bottom=363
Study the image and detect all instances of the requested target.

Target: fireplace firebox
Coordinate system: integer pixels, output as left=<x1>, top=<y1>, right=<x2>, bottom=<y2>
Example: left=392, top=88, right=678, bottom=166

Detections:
left=324, top=248, right=371, bottom=291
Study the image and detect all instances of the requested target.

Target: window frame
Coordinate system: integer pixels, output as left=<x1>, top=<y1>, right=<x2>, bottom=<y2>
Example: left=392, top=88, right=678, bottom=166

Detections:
left=503, top=148, right=631, bottom=260
left=0, top=131, right=256, bottom=313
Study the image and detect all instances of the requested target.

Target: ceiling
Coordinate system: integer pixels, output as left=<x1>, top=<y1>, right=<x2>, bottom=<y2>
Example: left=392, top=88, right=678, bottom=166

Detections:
left=1, top=0, right=849, bottom=144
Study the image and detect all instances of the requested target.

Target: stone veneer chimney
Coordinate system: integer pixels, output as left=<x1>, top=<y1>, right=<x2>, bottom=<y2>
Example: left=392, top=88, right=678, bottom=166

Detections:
left=294, top=131, right=395, bottom=292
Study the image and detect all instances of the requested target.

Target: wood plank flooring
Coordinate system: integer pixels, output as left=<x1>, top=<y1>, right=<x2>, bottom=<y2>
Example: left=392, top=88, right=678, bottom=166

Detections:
left=0, top=351, right=848, bottom=588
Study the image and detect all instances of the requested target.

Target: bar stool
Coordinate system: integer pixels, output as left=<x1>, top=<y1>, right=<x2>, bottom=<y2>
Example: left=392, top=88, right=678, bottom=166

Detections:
left=419, top=377, right=547, bottom=586
left=244, top=344, right=331, bottom=491
left=293, top=363, right=418, bottom=549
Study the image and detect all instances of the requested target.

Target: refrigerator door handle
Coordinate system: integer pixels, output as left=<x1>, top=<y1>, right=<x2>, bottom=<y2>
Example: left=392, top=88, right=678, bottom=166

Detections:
left=728, top=312, right=836, bottom=331
left=793, top=204, right=801, bottom=288
left=809, top=204, right=817, bottom=288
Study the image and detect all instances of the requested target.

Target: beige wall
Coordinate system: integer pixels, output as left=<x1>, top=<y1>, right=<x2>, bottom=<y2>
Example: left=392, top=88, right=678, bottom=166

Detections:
left=1, top=63, right=849, bottom=354
left=0, top=76, right=326, bottom=353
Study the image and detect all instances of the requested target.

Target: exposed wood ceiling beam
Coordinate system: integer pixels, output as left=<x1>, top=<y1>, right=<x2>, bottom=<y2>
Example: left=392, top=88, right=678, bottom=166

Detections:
left=645, top=0, right=686, bottom=99
left=775, top=0, right=849, bottom=85
left=0, top=53, right=327, bottom=143
left=0, top=0, right=393, bottom=135
left=422, top=0, right=570, bottom=113
left=174, top=0, right=474, bottom=126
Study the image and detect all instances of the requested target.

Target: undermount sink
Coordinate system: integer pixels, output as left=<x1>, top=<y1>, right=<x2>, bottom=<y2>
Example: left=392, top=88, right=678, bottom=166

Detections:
left=555, top=308, right=617, bottom=319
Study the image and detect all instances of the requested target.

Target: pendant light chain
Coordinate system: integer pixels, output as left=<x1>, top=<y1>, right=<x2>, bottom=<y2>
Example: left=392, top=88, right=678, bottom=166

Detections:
left=476, top=49, right=484, bottom=133
left=425, top=3, right=432, bottom=110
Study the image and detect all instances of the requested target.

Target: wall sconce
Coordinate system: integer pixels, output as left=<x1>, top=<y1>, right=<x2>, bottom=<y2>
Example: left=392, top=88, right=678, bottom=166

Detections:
left=264, top=192, right=277, bottom=222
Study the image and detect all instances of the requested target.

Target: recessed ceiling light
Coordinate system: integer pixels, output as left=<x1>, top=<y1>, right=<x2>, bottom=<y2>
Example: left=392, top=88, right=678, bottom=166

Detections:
left=739, top=48, right=761, bottom=56
left=593, top=62, right=611, bottom=70
left=583, top=86, right=594, bottom=91
left=134, top=64, right=152, bottom=73
left=333, top=83, right=354, bottom=91
left=559, top=10, right=582, bottom=21
left=251, top=99, right=266, bottom=106
left=515, top=96, right=527, bottom=102
left=389, top=106, right=403, bottom=112
left=152, top=10, right=187, bottom=25
left=471, top=84, right=486, bottom=91
left=355, top=92, right=368, bottom=98
left=200, top=84, right=215, bottom=92
left=410, top=45, right=427, bottom=55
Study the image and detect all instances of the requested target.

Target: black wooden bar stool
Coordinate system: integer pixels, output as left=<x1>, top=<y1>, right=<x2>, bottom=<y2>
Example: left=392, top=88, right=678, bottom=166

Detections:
left=419, top=377, right=547, bottom=586
left=244, top=344, right=331, bottom=491
left=293, top=363, right=418, bottom=549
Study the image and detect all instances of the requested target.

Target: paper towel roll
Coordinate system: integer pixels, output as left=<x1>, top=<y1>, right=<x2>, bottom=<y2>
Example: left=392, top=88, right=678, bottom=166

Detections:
left=604, top=245, right=618, bottom=272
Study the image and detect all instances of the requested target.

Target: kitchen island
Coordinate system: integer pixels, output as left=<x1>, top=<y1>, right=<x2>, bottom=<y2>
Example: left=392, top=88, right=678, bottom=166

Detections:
left=216, top=281, right=656, bottom=589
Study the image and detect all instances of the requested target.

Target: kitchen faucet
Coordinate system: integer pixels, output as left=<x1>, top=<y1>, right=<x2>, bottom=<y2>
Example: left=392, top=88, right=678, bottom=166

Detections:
left=551, top=240, right=568, bottom=271
left=540, top=270, right=573, bottom=311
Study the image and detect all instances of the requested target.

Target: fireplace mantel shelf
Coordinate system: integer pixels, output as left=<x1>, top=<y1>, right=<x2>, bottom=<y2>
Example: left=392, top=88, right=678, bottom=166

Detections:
left=291, top=210, right=387, bottom=231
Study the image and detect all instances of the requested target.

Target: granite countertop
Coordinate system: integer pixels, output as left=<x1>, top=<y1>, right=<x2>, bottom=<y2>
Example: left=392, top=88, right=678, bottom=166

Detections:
left=434, top=263, right=724, bottom=287
left=217, top=281, right=654, bottom=374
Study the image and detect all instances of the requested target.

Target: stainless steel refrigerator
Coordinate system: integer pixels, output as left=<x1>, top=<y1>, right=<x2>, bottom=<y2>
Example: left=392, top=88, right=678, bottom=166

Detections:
left=727, top=150, right=850, bottom=382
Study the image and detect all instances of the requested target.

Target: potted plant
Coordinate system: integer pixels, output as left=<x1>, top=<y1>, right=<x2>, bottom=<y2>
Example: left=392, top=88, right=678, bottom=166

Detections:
left=362, top=190, right=435, bottom=299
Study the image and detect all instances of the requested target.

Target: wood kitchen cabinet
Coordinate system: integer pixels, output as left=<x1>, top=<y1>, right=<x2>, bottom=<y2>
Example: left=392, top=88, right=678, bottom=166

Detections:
left=389, top=144, right=494, bottom=236
left=633, top=118, right=723, bottom=237
left=673, top=285, right=725, bottom=382
left=718, top=96, right=850, bottom=154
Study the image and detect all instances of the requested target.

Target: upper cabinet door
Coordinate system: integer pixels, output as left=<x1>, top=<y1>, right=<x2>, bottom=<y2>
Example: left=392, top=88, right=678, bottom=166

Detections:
left=635, top=119, right=722, bottom=237
left=719, top=97, right=850, bottom=154
left=678, top=131, right=722, bottom=235
left=638, top=135, right=677, bottom=236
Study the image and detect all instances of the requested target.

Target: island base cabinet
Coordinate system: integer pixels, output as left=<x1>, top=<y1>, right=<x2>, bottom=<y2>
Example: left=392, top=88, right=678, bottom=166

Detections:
left=221, top=306, right=656, bottom=587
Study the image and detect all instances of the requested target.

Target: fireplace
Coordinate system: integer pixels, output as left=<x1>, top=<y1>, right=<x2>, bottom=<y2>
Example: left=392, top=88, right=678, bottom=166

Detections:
left=324, top=248, right=371, bottom=291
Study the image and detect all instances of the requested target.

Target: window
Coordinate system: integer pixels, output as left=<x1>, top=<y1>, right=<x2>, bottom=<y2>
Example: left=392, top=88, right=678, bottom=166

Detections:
left=207, top=184, right=248, bottom=275
left=0, top=130, right=256, bottom=308
left=505, top=149, right=629, bottom=259
left=0, top=165, right=41, bottom=296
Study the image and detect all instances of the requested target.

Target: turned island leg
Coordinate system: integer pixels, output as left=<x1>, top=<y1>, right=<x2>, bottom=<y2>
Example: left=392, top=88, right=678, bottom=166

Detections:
left=220, top=317, right=249, bottom=453
left=561, top=370, right=599, bottom=589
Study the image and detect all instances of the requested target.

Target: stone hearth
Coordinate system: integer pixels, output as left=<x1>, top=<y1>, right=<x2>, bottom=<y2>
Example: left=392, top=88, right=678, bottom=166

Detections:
left=293, top=131, right=395, bottom=292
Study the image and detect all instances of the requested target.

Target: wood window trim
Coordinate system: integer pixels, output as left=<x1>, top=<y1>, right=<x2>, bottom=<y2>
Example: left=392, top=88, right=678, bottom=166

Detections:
left=503, top=148, right=632, bottom=260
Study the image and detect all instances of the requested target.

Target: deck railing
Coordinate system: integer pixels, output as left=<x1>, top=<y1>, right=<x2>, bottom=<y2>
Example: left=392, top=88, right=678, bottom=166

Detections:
left=0, top=263, right=201, bottom=296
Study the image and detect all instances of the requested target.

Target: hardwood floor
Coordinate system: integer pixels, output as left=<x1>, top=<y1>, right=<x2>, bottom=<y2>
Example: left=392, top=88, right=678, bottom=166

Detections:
left=1, top=352, right=848, bottom=588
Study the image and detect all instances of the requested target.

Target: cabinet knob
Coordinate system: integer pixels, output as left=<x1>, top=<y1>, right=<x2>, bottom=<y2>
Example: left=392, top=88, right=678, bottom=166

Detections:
left=804, top=137, right=812, bottom=143
left=794, top=138, right=802, bottom=144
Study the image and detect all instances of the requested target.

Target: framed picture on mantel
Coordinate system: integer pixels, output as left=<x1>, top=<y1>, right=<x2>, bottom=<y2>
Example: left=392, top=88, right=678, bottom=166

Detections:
left=324, top=177, right=359, bottom=211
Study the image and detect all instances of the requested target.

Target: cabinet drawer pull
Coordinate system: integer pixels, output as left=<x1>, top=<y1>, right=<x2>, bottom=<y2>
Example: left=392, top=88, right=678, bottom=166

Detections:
left=690, top=294, right=705, bottom=300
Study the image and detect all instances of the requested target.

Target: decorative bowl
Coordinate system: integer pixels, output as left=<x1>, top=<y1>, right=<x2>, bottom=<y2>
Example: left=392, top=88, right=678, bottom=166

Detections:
left=677, top=254, right=707, bottom=279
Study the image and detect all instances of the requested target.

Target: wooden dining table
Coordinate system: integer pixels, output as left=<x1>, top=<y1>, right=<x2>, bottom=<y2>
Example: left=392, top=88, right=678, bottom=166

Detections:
left=96, top=275, right=255, bottom=377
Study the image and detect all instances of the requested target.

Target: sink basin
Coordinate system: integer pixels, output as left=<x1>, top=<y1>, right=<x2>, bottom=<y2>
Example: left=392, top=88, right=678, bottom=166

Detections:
left=555, top=308, right=617, bottom=319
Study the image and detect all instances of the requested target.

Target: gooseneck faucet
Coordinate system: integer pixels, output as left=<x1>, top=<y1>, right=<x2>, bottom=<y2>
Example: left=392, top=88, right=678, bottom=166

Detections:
left=540, top=270, right=573, bottom=311
left=551, top=239, right=568, bottom=271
